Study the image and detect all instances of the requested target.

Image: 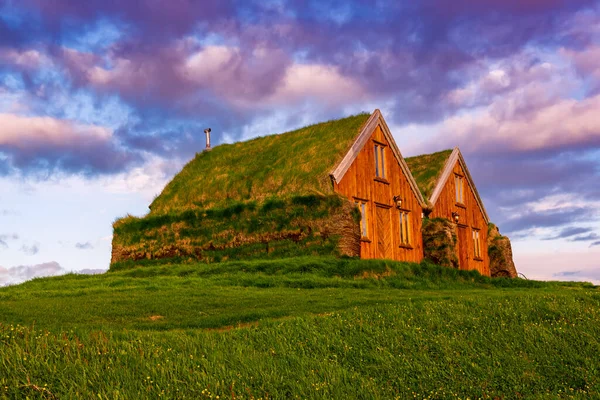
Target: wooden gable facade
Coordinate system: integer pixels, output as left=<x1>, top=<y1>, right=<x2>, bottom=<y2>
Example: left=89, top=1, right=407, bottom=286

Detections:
left=427, top=148, right=490, bottom=276
left=330, top=110, right=426, bottom=263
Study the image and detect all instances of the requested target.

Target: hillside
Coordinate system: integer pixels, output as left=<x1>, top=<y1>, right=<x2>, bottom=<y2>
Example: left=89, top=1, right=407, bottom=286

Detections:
left=1, top=258, right=599, bottom=398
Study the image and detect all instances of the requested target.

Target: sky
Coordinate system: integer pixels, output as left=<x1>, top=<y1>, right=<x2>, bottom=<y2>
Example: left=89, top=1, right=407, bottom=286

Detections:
left=1, top=0, right=599, bottom=286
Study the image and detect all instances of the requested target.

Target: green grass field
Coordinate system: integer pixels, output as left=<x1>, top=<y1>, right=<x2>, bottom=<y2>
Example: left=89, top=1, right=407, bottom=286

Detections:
left=1, top=257, right=599, bottom=399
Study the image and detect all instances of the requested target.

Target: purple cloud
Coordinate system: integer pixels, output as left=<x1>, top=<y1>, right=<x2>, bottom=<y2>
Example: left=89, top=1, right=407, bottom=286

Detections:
left=0, top=113, right=141, bottom=176
left=4, top=0, right=596, bottom=126
left=501, top=206, right=596, bottom=236
left=19, top=0, right=235, bottom=43
left=75, top=242, right=94, bottom=250
left=570, top=233, right=600, bottom=242
left=553, top=268, right=600, bottom=282
left=542, top=227, right=594, bottom=241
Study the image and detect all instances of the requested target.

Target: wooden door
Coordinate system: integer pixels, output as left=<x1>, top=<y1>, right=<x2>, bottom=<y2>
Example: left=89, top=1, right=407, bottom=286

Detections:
left=376, top=205, right=392, bottom=259
left=457, top=225, right=469, bottom=270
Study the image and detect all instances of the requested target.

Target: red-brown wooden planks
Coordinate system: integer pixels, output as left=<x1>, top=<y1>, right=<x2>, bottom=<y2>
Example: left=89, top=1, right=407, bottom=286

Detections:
left=334, top=125, right=423, bottom=263
left=430, top=161, right=490, bottom=276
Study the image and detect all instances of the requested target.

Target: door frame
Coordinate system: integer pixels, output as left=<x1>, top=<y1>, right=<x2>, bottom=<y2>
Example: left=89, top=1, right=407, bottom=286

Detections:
left=375, top=203, right=392, bottom=259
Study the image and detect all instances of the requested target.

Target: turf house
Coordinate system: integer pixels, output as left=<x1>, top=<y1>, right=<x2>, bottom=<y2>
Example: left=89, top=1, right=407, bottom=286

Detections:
left=111, top=109, right=516, bottom=277
left=405, top=149, right=518, bottom=278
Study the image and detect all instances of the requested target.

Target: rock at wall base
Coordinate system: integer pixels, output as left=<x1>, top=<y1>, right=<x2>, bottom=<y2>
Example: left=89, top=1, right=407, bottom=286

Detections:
left=487, top=224, right=518, bottom=278
left=422, top=218, right=459, bottom=269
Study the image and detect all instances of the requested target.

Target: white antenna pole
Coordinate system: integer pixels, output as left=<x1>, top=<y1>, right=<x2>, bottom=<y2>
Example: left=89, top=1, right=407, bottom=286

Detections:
left=204, top=128, right=211, bottom=151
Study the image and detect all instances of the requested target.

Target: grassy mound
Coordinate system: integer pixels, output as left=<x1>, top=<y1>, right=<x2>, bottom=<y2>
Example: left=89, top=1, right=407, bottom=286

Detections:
left=405, top=149, right=453, bottom=200
left=0, top=258, right=598, bottom=398
left=148, top=113, right=370, bottom=214
left=111, top=195, right=360, bottom=269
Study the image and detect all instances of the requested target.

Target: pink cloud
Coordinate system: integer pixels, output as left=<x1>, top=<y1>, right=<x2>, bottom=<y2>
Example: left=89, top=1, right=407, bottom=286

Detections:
left=417, top=48, right=600, bottom=156
left=60, top=45, right=191, bottom=100
left=268, top=64, right=366, bottom=106
left=437, top=93, right=600, bottom=154
left=58, top=43, right=364, bottom=112
left=562, top=45, right=600, bottom=90
left=0, top=261, right=65, bottom=286
left=444, top=52, right=565, bottom=110
left=0, top=113, right=111, bottom=148
left=181, top=44, right=290, bottom=104
left=0, top=113, right=137, bottom=174
left=0, top=48, right=48, bottom=70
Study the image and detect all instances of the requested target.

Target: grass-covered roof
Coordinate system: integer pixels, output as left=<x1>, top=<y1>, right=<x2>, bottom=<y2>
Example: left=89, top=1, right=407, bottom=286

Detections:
left=404, top=149, right=453, bottom=200
left=149, top=113, right=371, bottom=214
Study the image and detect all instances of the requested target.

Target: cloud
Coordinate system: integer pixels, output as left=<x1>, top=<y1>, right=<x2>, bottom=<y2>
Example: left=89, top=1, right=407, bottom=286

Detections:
left=430, top=91, right=600, bottom=156
left=463, top=149, right=600, bottom=243
left=18, top=0, right=235, bottom=44
left=0, top=48, right=49, bottom=70
left=553, top=271, right=583, bottom=277
left=501, top=206, right=596, bottom=236
left=4, top=0, right=594, bottom=128
left=0, top=261, right=65, bottom=286
left=59, top=42, right=364, bottom=116
left=75, top=242, right=94, bottom=250
left=553, top=269, right=600, bottom=282
left=542, top=227, right=593, bottom=241
left=0, top=233, right=19, bottom=248
left=591, top=241, right=600, bottom=247
left=20, top=243, right=39, bottom=255
left=562, top=45, right=600, bottom=91
left=0, top=113, right=140, bottom=176
left=266, top=63, right=365, bottom=107
left=570, top=233, right=600, bottom=242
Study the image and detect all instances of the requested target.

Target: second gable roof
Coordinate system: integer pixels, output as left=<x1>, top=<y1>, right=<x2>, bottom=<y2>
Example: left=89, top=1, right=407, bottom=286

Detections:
left=406, top=147, right=490, bottom=223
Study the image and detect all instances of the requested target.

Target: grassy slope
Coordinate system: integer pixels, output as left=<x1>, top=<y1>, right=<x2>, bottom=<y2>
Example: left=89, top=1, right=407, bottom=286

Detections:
left=148, top=113, right=370, bottom=214
left=1, top=258, right=599, bottom=398
left=405, top=149, right=453, bottom=200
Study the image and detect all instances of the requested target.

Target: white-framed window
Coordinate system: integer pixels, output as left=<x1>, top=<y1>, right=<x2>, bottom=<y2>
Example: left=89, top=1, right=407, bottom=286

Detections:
left=473, top=229, right=481, bottom=259
left=374, top=143, right=386, bottom=179
left=399, top=210, right=411, bottom=246
left=455, top=174, right=464, bottom=204
left=355, top=200, right=368, bottom=238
